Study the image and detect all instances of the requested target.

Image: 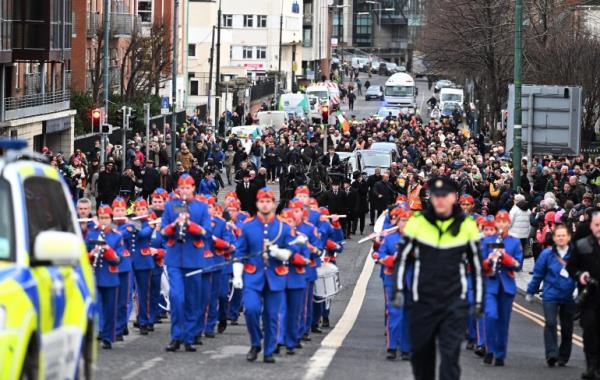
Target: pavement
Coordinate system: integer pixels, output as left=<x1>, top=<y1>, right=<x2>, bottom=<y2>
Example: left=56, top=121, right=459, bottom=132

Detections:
left=95, top=73, right=587, bottom=380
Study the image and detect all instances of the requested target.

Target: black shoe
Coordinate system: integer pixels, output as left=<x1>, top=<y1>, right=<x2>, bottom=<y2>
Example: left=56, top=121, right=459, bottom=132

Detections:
left=475, top=346, right=486, bottom=357
left=494, top=358, right=504, bottom=367
left=483, top=353, right=494, bottom=365
left=274, top=344, right=282, bottom=355
left=263, top=355, right=276, bottom=363
left=193, top=335, right=203, bottom=345
left=247, top=347, right=261, bottom=362
left=295, top=342, right=303, bottom=349
left=123, top=326, right=129, bottom=336
left=139, top=326, right=148, bottom=335
left=547, top=357, right=558, bottom=367
left=133, top=321, right=139, bottom=328
left=165, top=340, right=181, bottom=352
left=154, top=319, right=163, bottom=324
left=466, top=341, right=475, bottom=350
left=218, top=320, right=227, bottom=334
left=205, top=332, right=216, bottom=338
left=400, top=352, right=411, bottom=361
left=116, top=335, right=124, bottom=342
left=230, top=319, right=239, bottom=326
left=322, top=318, right=330, bottom=328
left=369, top=223, right=374, bottom=226
left=96, top=335, right=102, bottom=341
left=557, top=359, right=567, bottom=367
left=101, top=340, right=112, bottom=350
left=286, top=348, right=296, bottom=355
left=184, top=344, right=197, bottom=352
left=311, top=326, right=323, bottom=334
left=386, top=349, right=397, bottom=360
left=581, top=368, right=597, bottom=379
left=147, top=324, right=154, bottom=332
left=302, top=334, right=312, bottom=342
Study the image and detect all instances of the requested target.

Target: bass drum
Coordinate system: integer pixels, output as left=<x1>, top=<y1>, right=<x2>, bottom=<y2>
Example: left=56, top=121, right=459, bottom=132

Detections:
left=314, top=262, right=341, bottom=302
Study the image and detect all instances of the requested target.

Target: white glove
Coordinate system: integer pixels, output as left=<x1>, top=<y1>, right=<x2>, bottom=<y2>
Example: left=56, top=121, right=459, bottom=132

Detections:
left=232, top=262, right=244, bottom=289
left=289, top=234, right=308, bottom=246
left=269, top=245, right=292, bottom=261
left=525, top=294, right=534, bottom=303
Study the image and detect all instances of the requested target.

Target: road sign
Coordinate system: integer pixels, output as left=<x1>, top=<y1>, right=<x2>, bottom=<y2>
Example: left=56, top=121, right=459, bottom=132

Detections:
left=505, top=84, right=583, bottom=156
left=161, top=96, right=170, bottom=108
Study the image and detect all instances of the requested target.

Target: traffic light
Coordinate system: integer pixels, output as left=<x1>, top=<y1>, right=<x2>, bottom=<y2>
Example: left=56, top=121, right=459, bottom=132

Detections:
left=116, top=108, right=124, bottom=127
left=101, top=124, right=112, bottom=134
left=91, top=108, right=102, bottom=132
left=321, top=105, right=329, bottom=123
left=128, top=108, right=138, bottom=124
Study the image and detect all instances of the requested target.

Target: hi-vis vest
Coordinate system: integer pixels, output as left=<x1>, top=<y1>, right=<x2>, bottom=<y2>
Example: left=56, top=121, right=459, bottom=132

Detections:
left=408, top=184, right=423, bottom=210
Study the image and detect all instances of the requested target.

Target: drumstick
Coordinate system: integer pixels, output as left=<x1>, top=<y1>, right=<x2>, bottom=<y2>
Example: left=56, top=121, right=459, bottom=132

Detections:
left=77, top=218, right=94, bottom=222
left=113, top=217, right=128, bottom=221
left=323, top=215, right=347, bottom=219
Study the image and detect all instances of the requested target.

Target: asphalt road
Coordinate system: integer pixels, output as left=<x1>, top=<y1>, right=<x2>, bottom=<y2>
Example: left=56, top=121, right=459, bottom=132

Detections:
left=95, top=73, right=587, bottom=380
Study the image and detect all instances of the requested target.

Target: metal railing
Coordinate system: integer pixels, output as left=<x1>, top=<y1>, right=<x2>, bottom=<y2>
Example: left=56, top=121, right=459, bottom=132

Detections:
left=24, top=73, right=41, bottom=95
left=4, top=90, right=71, bottom=111
left=87, top=12, right=101, bottom=38
left=250, top=79, right=275, bottom=102
left=64, top=70, right=72, bottom=88
left=111, top=13, right=138, bottom=36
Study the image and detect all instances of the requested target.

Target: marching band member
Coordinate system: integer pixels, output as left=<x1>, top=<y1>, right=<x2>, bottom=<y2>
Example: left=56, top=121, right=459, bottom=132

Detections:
left=149, top=188, right=168, bottom=326
left=214, top=203, right=235, bottom=334
left=372, top=207, right=412, bottom=360
left=481, top=211, right=524, bottom=366
left=233, top=187, right=297, bottom=363
left=130, top=198, right=155, bottom=335
left=161, top=174, right=213, bottom=352
left=85, top=205, right=124, bottom=349
left=314, top=207, right=344, bottom=329
left=204, top=200, right=235, bottom=337
left=112, top=196, right=134, bottom=341
left=225, top=200, right=246, bottom=325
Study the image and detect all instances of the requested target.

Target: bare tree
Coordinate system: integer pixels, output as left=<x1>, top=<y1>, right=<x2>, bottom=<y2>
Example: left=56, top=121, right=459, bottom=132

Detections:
left=89, top=29, right=105, bottom=104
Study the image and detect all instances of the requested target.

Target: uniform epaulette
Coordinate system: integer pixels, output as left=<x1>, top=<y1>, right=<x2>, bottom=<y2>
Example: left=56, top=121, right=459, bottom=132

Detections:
left=243, top=216, right=255, bottom=223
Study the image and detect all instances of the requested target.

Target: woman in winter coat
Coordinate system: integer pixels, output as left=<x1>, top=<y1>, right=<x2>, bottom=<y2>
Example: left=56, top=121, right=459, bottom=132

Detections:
left=509, top=194, right=531, bottom=251
left=525, top=224, right=576, bottom=367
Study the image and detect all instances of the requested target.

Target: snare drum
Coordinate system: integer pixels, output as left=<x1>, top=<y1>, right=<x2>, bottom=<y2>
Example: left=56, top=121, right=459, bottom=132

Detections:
left=314, top=262, right=341, bottom=302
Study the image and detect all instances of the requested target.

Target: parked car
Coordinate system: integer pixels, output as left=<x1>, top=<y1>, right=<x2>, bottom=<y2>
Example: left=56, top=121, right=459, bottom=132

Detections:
left=434, top=79, right=454, bottom=93
left=378, top=63, right=389, bottom=76
left=365, top=85, right=384, bottom=101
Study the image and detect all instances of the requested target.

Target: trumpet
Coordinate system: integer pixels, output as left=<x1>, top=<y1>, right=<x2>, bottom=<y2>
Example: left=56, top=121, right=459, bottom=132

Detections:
left=488, top=229, right=504, bottom=275
left=90, top=227, right=108, bottom=268
left=176, top=200, right=189, bottom=243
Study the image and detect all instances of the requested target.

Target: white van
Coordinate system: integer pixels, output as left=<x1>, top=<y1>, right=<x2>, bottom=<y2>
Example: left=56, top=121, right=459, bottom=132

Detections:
left=439, top=88, right=464, bottom=111
left=383, top=73, right=417, bottom=112
left=351, top=57, right=370, bottom=71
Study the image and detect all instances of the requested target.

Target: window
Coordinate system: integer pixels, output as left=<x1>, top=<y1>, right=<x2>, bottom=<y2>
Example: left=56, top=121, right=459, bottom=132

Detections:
left=138, top=0, right=152, bottom=23
left=190, top=80, right=199, bottom=96
left=0, top=179, right=13, bottom=261
left=243, top=15, right=253, bottom=28
left=257, top=15, right=267, bottom=28
left=229, top=46, right=233, bottom=59
left=188, top=43, right=196, bottom=57
left=24, top=177, right=75, bottom=254
left=256, top=46, right=266, bottom=59
left=303, top=27, right=312, bottom=47
left=243, top=46, right=253, bottom=59
left=222, top=14, right=232, bottom=28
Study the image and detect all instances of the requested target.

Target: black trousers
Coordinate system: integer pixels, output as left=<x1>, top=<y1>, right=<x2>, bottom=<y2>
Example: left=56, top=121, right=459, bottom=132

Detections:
left=352, top=214, right=365, bottom=234
left=580, top=305, right=600, bottom=370
left=345, top=216, right=354, bottom=236
left=369, top=201, right=376, bottom=224
left=408, top=299, right=468, bottom=380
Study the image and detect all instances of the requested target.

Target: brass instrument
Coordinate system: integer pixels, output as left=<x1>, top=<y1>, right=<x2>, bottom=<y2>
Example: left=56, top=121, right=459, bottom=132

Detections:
left=174, top=200, right=189, bottom=243
left=90, top=226, right=108, bottom=268
left=488, top=228, right=504, bottom=275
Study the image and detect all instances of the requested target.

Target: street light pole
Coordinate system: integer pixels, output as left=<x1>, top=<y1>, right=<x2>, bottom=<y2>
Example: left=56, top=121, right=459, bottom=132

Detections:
left=101, top=0, right=111, bottom=165
left=170, top=0, right=179, bottom=172
left=512, top=0, right=523, bottom=191
left=214, top=0, right=222, bottom=132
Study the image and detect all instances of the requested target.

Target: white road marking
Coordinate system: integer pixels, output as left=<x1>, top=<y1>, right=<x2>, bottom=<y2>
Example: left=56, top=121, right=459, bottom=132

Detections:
left=121, top=357, right=164, bottom=380
left=303, top=252, right=375, bottom=380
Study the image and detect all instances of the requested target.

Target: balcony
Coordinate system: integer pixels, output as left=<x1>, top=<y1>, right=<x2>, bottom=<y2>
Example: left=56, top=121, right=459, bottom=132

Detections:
left=87, top=12, right=101, bottom=38
left=381, top=14, right=407, bottom=26
left=111, top=13, right=138, bottom=37
left=3, top=90, right=71, bottom=121
left=303, top=13, right=312, bottom=25
left=0, top=13, right=11, bottom=62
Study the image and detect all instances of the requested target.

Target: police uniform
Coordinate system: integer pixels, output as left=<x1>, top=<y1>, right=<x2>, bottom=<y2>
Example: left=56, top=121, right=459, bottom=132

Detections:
left=161, top=174, right=213, bottom=351
left=85, top=205, right=125, bottom=349
left=234, top=188, right=296, bottom=362
left=393, top=177, right=483, bottom=380
left=481, top=211, right=523, bottom=366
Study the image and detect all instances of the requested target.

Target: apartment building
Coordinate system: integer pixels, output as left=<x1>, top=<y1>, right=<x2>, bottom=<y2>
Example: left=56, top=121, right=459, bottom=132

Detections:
left=301, top=0, right=333, bottom=80
left=0, top=0, right=76, bottom=154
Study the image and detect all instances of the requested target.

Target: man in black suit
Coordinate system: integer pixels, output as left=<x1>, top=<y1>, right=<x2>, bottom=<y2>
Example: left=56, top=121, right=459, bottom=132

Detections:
left=141, top=160, right=160, bottom=200
left=372, top=172, right=395, bottom=218
left=342, top=178, right=357, bottom=238
left=367, top=168, right=383, bottom=225
left=236, top=170, right=258, bottom=215
left=323, top=181, right=347, bottom=233
left=320, top=146, right=341, bottom=171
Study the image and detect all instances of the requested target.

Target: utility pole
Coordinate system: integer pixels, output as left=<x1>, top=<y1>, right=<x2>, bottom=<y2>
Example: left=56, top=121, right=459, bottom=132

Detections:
left=338, top=3, right=343, bottom=83
left=512, top=0, right=522, bottom=191
left=171, top=0, right=179, bottom=172
left=214, top=0, right=222, bottom=133
left=277, top=10, right=283, bottom=95
left=144, top=103, right=150, bottom=158
left=101, top=0, right=111, bottom=165
left=207, top=25, right=215, bottom=122
left=291, top=42, right=296, bottom=92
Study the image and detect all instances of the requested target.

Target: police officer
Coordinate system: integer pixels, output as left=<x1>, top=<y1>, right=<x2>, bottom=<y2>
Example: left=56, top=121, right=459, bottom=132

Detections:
left=393, top=176, right=483, bottom=380
left=567, top=212, right=600, bottom=380
left=161, top=174, right=213, bottom=352
left=233, top=187, right=297, bottom=363
left=85, top=205, right=124, bottom=349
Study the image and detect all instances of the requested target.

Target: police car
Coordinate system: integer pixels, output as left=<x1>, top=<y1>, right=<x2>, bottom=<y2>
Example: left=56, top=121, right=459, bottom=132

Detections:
left=0, top=140, right=96, bottom=380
